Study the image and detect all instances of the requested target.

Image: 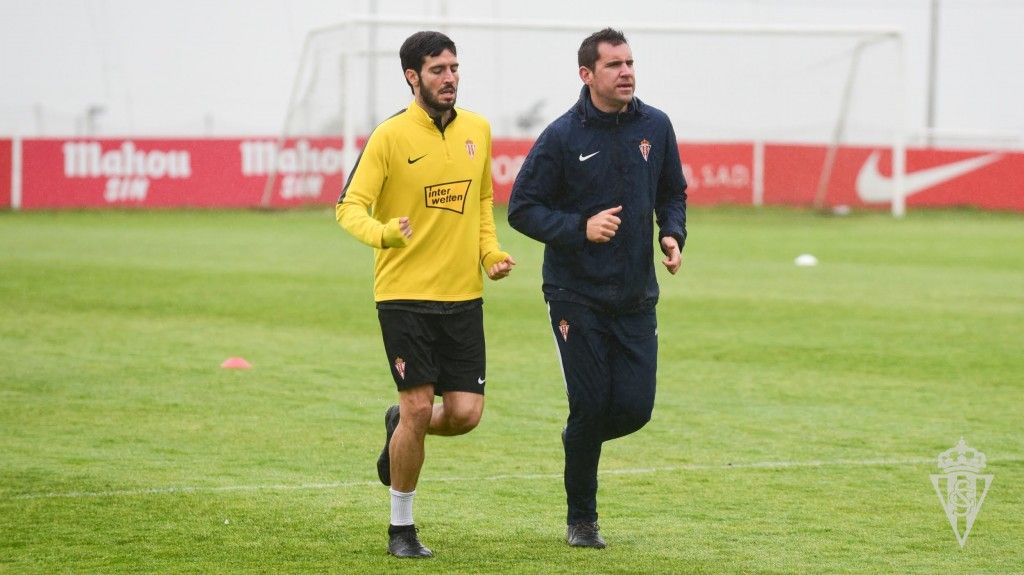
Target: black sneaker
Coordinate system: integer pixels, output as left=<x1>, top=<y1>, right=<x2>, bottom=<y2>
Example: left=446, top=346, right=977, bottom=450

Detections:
left=377, top=405, right=400, bottom=486
left=388, top=524, right=433, bottom=558
left=567, top=521, right=606, bottom=549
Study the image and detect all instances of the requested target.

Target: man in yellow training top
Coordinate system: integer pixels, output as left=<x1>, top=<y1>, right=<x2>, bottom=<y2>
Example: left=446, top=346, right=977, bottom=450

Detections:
left=336, top=30, right=515, bottom=559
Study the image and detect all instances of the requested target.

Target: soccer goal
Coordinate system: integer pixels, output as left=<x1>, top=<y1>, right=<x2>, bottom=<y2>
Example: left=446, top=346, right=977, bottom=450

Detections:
left=267, top=15, right=907, bottom=216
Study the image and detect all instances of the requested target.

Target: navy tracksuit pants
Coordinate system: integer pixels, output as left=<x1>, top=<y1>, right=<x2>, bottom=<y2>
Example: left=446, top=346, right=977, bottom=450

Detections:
left=547, top=299, right=658, bottom=524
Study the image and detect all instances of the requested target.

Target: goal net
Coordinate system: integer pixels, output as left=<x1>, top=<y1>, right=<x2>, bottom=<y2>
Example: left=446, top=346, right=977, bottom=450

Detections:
left=268, top=16, right=906, bottom=214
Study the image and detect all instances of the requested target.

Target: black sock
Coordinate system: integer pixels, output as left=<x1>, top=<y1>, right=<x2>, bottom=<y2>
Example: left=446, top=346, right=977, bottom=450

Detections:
left=388, top=523, right=416, bottom=536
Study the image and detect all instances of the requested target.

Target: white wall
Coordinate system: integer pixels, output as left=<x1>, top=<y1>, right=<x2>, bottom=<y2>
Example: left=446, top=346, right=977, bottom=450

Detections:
left=1, top=0, right=1021, bottom=146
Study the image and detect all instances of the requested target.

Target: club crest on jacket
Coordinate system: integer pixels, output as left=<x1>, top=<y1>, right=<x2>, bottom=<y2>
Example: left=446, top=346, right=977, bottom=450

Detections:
left=639, top=138, right=651, bottom=162
left=558, top=319, right=570, bottom=341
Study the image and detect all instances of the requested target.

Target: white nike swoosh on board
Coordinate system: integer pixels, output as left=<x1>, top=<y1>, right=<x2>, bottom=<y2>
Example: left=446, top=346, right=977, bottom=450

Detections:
left=578, top=151, right=600, bottom=162
left=856, top=151, right=1002, bottom=203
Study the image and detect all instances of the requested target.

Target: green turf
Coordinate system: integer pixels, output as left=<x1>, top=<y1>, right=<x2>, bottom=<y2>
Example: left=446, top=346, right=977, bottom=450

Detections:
left=1, top=206, right=1022, bottom=573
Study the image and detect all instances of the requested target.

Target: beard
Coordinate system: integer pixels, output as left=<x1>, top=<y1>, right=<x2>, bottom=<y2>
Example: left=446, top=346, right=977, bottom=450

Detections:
left=421, top=84, right=457, bottom=114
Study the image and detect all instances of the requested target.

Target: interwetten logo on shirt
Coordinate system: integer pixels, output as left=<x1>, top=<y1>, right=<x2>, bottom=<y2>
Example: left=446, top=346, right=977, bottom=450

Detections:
left=424, top=180, right=471, bottom=213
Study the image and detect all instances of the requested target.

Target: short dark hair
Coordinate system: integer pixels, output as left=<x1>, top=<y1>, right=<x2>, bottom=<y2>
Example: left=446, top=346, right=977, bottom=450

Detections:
left=400, top=31, right=457, bottom=93
left=578, top=28, right=628, bottom=70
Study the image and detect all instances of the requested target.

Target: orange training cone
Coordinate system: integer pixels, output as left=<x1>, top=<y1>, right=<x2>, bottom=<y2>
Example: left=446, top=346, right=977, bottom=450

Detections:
left=220, top=357, right=252, bottom=369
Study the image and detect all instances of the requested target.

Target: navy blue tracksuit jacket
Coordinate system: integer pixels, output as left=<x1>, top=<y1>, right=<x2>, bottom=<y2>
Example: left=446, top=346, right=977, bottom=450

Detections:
left=508, top=87, right=688, bottom=313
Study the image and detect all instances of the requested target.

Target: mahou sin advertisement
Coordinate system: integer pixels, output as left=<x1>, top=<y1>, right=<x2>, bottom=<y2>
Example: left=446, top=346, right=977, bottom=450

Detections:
left=18, top=138, right=346, bottom=209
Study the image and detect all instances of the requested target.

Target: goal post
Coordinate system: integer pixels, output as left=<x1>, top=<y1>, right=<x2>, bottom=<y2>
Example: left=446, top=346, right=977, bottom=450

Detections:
left=268, top=15, right=907, bottom=216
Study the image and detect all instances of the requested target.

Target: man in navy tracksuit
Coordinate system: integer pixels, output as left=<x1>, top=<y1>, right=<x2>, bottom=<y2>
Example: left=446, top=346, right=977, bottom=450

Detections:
left=508, top=28, right=687, bottom=549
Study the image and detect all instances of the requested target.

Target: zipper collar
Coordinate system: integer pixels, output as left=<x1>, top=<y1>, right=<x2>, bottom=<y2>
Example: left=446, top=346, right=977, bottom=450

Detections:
left=408, top=100, right=458, bottom=135
left=575, top=86, right=643, bottom=128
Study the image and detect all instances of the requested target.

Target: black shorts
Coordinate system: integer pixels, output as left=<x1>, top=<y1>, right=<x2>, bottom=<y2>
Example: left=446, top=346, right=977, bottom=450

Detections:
left=377, top=305, right=486, bottom=395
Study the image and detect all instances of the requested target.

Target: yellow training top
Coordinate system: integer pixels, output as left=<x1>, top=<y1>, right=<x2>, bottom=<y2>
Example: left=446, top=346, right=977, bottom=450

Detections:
left=336, top=101, right=505, bottom=302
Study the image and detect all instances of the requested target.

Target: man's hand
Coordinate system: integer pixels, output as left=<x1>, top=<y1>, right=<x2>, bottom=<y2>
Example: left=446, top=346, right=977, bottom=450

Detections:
left=382, top=216, right=412, bottom=247
left=586, top=205, right=622, bottom=243
left=397, top=216, right=412, bottom=239
left=484, top=251, right=516, bottom=281
left=660, top=236, right=682, bottom=275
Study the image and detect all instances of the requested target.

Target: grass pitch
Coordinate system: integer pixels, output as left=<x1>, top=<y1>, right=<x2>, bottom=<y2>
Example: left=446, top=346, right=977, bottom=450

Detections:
left=1, top=206, right=1022, bottom=574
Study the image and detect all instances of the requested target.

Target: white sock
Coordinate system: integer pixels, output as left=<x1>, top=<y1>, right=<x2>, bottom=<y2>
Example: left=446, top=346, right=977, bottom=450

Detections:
left=389, top=488, right=415, bottom=526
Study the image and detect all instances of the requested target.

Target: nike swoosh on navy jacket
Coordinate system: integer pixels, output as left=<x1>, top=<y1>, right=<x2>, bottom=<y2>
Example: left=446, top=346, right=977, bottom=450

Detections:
left=508, top=86, right=688, bottom=313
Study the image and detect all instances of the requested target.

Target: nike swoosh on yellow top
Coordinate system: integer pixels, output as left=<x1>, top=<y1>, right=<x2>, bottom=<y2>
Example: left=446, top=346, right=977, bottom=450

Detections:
left=856, top=151, right=1002, bottom=203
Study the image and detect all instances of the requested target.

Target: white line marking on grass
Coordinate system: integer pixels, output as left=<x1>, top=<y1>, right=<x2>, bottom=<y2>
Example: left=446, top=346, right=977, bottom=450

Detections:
left=9, top=456, right=1022, bottom=501
left=8, top=480, right=381, bottom=500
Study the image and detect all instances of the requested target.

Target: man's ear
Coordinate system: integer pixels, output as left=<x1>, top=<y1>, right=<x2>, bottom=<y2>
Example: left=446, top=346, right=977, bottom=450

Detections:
left=578, top=66, right=593, bottom=86
left=405, top=69, right=420, bottom=91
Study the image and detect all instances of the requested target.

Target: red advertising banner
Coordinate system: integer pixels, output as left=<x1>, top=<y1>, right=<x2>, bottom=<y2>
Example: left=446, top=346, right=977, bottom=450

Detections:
left=10, top=137, right=1022, bottom=211
left=679, top=142, right=754, bottom=205
left=493, top=140, right=1024, bottom=210
left=0, top=139, right=11, bottom=209
left=490, top=139, right=533, bottom=205
left=18, top=138, right=345, bottom=209
left=764, top=144, right=1024, bottom=210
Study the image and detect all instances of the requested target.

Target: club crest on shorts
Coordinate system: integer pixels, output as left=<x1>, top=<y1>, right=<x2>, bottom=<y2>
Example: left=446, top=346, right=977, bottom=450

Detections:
left=558, top=319, right=570, bottom=341
left=639, top=138, right=651, bottom=162
left=465, top=139, right=476, bottom=159
left=393, top=356, right=406, bottom=380
left=930, top=438, right=993, bottom=547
